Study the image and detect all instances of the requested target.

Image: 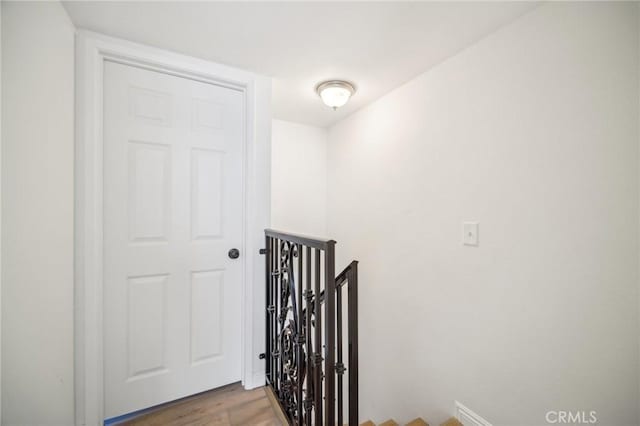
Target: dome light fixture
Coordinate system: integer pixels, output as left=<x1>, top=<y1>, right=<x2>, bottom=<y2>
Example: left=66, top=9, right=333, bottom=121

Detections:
left=316, top=80, right=356, bottom=110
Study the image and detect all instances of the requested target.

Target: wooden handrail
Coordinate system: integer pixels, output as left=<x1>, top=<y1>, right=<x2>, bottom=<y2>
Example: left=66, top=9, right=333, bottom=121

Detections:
left=265, top=228, right=335, bottom=250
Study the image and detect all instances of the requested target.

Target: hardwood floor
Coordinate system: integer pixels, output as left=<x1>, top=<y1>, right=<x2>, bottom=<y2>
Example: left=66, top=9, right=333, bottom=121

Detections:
left=118, top=383, right=287, bottom=426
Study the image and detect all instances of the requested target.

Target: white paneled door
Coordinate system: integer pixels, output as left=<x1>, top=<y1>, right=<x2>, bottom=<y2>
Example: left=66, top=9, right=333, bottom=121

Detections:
left=103, top=61, right=244, bottom=419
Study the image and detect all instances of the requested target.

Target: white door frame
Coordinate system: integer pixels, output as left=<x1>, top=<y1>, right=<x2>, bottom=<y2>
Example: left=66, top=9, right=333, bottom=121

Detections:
left=74, top=31, right=271, bottom=426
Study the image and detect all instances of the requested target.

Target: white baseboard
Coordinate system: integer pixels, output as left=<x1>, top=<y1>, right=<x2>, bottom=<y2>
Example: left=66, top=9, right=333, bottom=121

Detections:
left=245, top=372, right=266, bottom=390
left=455, top=401, right=493, bottom=426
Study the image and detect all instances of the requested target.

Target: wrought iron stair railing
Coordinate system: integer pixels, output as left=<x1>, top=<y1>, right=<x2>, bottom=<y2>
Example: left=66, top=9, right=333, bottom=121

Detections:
left=264, top=229, right=359, bottom=425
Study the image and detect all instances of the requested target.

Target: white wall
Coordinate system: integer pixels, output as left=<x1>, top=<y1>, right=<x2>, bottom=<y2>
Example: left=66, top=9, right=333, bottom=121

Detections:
left=327, top=3, right=640, bottom=425
left=1, top=2, right=75, bottom=424
left=0, top=3, right=3, bottom=422
left=272, top=119, right=327, bottom=237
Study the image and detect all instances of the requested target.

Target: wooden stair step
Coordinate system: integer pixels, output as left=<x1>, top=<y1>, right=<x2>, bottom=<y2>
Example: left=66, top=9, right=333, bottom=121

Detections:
left=440, top=418, right=463, bottom=426
left=406, top=418, right=430, bottom=426
left=360, top=416, right=457, bottom=426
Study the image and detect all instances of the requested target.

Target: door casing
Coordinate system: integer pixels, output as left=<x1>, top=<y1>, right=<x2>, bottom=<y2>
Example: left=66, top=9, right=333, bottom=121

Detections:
left=74, top=31, right=271, bottom=426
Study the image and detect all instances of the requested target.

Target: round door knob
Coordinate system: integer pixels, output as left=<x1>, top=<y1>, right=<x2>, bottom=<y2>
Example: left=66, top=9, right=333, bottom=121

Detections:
left=228, top=248, right=240, bottom=259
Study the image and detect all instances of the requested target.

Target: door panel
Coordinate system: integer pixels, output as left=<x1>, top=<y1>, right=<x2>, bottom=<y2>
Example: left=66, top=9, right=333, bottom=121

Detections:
left=128, top=141, right=171, bottom=243
left=127, top=274, right=169, bottom=379
left=190, top=270, right=224, bottom=364
left=191, top=149, right=224, bottom=240
left=103, top=61, right=244, bottom=419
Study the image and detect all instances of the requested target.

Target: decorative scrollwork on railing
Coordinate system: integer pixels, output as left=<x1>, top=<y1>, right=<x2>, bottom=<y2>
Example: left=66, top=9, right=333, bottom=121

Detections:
left=271, top=240, right=316, bottom=424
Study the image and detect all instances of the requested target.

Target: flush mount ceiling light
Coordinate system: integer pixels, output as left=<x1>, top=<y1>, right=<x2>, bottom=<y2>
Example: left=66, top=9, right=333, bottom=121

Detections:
left=316, top=80, right=356, bottom=110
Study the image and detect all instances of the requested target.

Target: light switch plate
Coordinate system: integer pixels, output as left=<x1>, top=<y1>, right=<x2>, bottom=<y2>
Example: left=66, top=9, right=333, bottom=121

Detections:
left=463, top=222, right=479, bottom=246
